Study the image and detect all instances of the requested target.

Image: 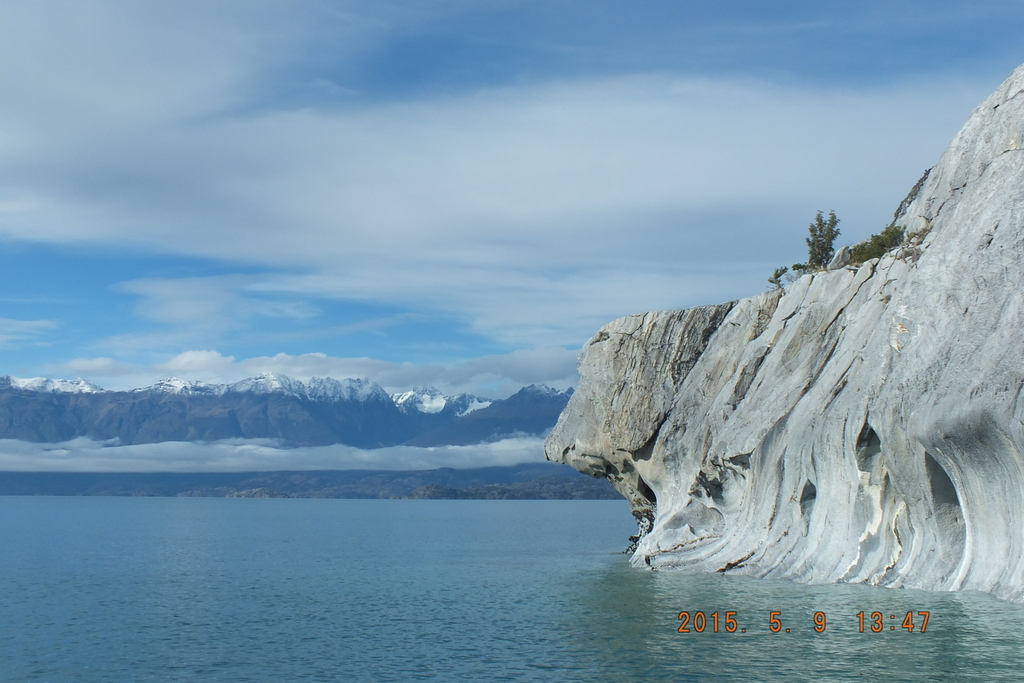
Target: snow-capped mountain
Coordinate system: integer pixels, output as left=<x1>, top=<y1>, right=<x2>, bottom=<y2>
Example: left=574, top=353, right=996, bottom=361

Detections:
left=392, top=387, right=448, bottom=414
left=405, top=384, right=574, bottom=447
left=392, top=387, right=492, bottom=417
left=453, top=396, right=492, bottom=417
left=0, top=374, right=573, bottom=449
left=0, top=376, right=104, bottom=393
left=516, top=384, right=574, bottom=399
left=135, top=377, right=227, bottom=396
left=305, top=376, right=391, bottom=403
left=223, top=373, right=392, bottom=403
left=226, top=372, right=307, bottom=397
left=132, top=373, right=392, bottom=403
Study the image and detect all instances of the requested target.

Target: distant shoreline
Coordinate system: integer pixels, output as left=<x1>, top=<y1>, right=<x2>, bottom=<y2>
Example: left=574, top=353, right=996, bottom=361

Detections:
left=0, top=463, right=619, bottom=500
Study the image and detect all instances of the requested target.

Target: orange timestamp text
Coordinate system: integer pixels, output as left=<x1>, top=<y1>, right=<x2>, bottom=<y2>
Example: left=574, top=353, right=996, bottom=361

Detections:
left=676, top=610, right=930, bottom=634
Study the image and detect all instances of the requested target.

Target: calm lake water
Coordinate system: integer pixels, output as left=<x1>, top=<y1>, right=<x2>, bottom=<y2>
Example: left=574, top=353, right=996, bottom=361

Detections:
left=1, top=497, right=1022, bottom=681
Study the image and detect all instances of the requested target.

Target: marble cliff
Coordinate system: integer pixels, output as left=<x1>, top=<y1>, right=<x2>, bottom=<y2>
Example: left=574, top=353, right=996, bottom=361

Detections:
left=546, top=65, right=1024, bottom=601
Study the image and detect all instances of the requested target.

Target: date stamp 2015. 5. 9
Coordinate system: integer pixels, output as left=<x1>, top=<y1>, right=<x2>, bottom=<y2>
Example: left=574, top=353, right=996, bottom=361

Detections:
left=676, top=610, right=930, bottom=634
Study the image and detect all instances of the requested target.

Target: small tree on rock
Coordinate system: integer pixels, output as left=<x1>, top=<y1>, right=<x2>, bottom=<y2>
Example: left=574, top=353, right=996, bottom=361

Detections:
left=804, top=210, right=840, bottom=270
left=768, top=266, right=788, bottom=289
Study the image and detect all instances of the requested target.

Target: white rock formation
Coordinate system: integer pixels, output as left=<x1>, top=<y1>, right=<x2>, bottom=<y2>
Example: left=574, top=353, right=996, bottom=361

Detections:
left=546, top=65, right=1024, bottom=601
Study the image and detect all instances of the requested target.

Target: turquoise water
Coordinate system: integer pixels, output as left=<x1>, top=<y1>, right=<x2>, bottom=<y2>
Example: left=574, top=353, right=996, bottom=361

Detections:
left=1, top=497, right=1022, bottom=681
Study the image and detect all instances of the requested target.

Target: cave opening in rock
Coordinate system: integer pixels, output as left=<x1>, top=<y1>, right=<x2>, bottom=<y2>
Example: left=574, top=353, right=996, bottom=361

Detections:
left=633, top=429, right=659, bottom=461
left=856, top=423, right=881, bottom=470
left=799, top=480, right=817, bottom=518
left=925, top=451, right=961, bottom=509
left=637, top=475, right=657, bottom=507
left=924, top=450, right=966, bottom=575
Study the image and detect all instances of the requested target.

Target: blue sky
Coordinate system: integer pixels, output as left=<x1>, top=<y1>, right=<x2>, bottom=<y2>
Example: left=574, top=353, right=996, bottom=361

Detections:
left=2, top=0, right=1023, bottom=398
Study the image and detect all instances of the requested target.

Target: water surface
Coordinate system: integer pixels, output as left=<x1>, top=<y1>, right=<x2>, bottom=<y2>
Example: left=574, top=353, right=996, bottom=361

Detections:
left=0, top=497, right=1020, bottom=681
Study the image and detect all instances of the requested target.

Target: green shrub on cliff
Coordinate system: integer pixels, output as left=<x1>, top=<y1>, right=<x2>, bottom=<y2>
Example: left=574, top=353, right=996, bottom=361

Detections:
left=849, top=224, right=905, bottom=265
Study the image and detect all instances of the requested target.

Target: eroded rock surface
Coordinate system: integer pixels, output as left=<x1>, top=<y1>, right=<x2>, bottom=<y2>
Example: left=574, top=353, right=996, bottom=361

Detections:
left=546, top=64, right=1024, bottom=601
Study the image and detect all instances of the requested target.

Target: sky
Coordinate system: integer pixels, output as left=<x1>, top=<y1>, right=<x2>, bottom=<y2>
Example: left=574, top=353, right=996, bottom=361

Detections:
left=2, top=1, right=1024, bottom=400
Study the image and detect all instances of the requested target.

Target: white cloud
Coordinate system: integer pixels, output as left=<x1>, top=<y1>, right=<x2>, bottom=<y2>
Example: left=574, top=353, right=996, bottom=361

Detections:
left=0, top=317, right=58, bottom=347
left=6, top=74, right=986, bottom=255
left=116, top=276, right=320, bottom=326
left=102, top=276, right=323, bottom=353
left=0, top=2, right=1008, bottom=357
left=153, top=349, right=237, bottom=376
left=0, top=436, right=549, bottom=472
left=0, top=49, right=997, bottom=349
left=60, top=357, right=136, bottom=377
left=75, top=62, right=994, bottom=351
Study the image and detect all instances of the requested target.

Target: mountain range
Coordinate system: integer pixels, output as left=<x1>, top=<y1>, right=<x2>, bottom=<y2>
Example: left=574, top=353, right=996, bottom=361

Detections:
left=0, top=373, right=572, bottom=448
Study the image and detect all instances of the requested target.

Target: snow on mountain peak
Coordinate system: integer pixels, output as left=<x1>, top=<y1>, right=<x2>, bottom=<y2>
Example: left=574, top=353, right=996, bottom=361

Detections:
left=307, top=376, right=389, bottom=403
left=220, top=373, right=388, bottom=402
left=0, top=373, right=565, bottom=412
left=519, top=384, right=573, bottom=398
left=1, top=376, right=104, bottom=393
left=391, top=387, right=495, bottom=416
left=227, top=372, right=306, bottom=397
left=138, top=377, right=227, bottom=396
left=392, top=387, right=448, bottom=414
left=455, top=397, right=491, bottom=416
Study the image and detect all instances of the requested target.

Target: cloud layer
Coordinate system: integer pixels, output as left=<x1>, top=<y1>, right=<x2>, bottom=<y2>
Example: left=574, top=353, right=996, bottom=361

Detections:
left=0, top=1, right=1015, bottom=388
left=9, top=74, right=993, bottom=355
left=0, top=436, right=549, bottom=473
left=0, top=317, right=58, bottom=348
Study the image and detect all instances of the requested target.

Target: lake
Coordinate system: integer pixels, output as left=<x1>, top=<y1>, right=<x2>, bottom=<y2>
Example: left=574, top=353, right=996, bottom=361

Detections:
left=1, top=497, right=1021, bottom=681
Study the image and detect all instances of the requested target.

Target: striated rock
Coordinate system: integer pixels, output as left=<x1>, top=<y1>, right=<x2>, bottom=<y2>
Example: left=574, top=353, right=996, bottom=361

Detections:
left=546, top=65, right=1024, bottom=601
